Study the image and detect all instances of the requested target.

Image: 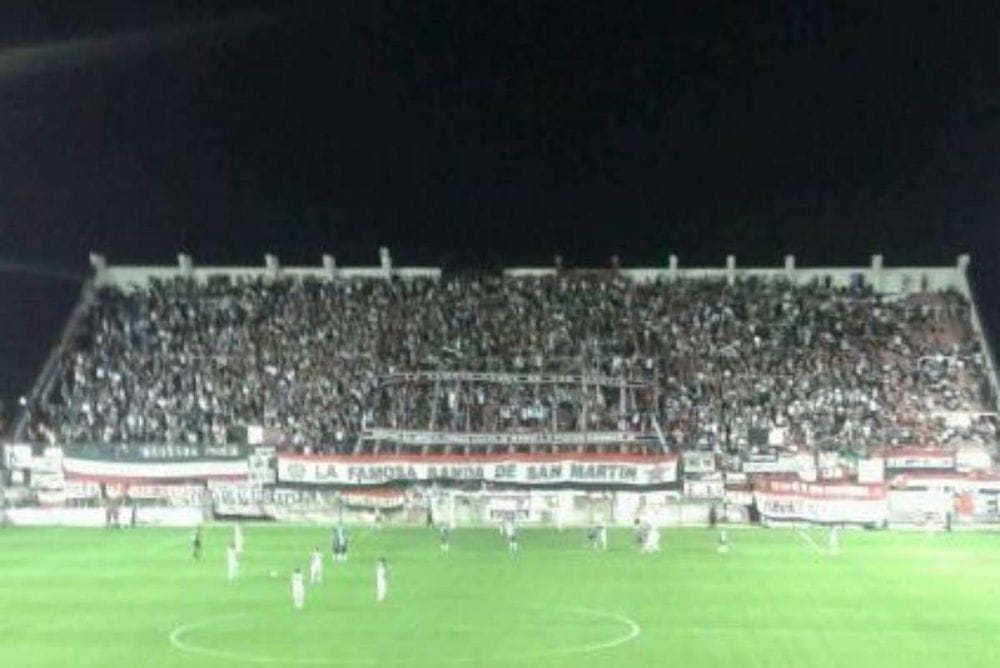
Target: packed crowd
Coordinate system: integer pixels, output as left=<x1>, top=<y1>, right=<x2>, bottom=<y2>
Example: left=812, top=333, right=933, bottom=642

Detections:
left=32, top=272, right=997, bottom=455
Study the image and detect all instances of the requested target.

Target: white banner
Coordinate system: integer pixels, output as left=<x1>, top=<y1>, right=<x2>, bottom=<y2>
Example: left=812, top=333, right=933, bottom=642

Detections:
left=754, top=480, right=887, bottom=524
left=104, top=483, right=205, bottom=503
left=742, top=453, right=815, bottom=475
left=364, top=429, right=649, bottom=446
left=725, top=488, right=754, bottom=506
left=36, top=489, right=67, bottom=505
left=64, top=481, right=102, bottom=499
left=363, top=429, right=656, bottom=445
left=955, top=446, right=992, bottom=472
left=882, top=449, right=955, bottom=471
left=3, top=443, right=33, bottom=469
left=756, top=494, right=887, bottom=524
left=380, top=371, right=648, bottom=388
left=249, top=447, right=277, bottom=483
left=887, top=489, right=951, bottom=522
left=682, top=451, right=716, bottom=474
left=208, top=481, right=268, bottom=515
left=62, top=457, right=248, bottom=480
left=341, top=489, right=407, bottom=509
left=30, top=470, right=66, bottom=491
left=857, top=458, right=885, bottom=483
left=684, top=478, right=724, bottom=499
left=278, top=454, right=677, bottom=486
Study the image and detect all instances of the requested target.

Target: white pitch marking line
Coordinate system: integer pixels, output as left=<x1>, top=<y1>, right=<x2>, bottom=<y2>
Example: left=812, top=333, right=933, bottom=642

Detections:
left=169, top=604, right=641, bottom=665
left=169, top=614, right=339, bottom=665
left=492, top=605, right=641, bottom=662
left=796, top=529, right=825, bottom=555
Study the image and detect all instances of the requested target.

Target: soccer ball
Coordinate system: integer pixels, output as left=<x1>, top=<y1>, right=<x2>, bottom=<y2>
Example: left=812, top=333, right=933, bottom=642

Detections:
left=270, top=569, right=278, bottom=578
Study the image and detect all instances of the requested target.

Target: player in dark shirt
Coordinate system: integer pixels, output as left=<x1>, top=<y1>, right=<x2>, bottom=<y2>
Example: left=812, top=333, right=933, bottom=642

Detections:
left=332, top=525, right=348, bottom=562
left=192, top=526, right=203, bottom=561
left=439, top=525, right=451, bottom=552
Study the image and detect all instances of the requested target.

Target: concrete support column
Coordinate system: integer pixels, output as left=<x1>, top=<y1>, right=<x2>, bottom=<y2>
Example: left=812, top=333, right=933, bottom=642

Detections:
left=265, top=253, right=280, bottom=279
left=322, top=254, right=337, bottom=279
left=88, top=253, right=107, bottom=283
left=178, top=253, right=193, bottom=278
left=870, top=254, right=883, bottom=292
left=784, top=254, right=796, bottom=283
left=379, top=246, right=392, bottom=279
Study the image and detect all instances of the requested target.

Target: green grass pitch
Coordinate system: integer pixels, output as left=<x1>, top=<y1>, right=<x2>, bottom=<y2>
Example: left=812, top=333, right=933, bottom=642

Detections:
left=2, top=525, right=1000, bottom=667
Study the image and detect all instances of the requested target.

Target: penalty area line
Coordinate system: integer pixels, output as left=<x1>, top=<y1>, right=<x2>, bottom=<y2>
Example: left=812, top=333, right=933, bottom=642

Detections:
left=796, top=529, right=825, bottom=555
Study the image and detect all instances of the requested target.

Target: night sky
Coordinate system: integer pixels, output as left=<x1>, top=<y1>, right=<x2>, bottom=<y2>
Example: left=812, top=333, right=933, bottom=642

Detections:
left=1, top=1, right=998, bottom=418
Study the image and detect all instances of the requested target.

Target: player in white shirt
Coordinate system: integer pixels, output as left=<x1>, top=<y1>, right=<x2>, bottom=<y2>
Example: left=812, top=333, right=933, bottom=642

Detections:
left=233, top=523, right=244, bottom=558
left=375, top=556, right=389, bottom=603
left=507, top=523, right=519, bottom=553
left=309, top=547, right=323, bottom=584
left=641, top=525, right=661, bottom=553
left=226, top=542, right=239, bottom=581
left=717, top=528, right=729, bottom=554
left=828, top=525, right=840, bottom=555
left=291, top=568, right=306, bottom=610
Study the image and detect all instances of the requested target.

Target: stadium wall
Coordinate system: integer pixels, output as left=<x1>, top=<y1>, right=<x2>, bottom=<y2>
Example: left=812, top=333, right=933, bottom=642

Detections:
left=89, top=251, right=971, bottom=296
left=2, top=506, right=202, bottom=527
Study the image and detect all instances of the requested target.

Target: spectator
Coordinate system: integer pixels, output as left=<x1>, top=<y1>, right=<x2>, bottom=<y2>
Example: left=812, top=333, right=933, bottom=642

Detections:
left=35, top=273, right=995, bottom=458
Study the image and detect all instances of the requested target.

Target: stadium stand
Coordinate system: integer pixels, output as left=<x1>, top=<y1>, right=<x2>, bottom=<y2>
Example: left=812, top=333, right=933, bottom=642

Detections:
left=16, top=251, right=999, bottom=465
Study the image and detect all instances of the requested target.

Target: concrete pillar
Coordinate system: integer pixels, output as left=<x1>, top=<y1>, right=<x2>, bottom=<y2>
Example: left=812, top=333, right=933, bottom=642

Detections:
left=379, top=246, right=392, bottom=278
left=322, top=254, right=337, bottom=279
left=177, top=253, right=193, bottom=277
left=870, top=254, right=884, bottom=292
left=668, top=254, right=678, bottom=281
left=88, top=253, right=108, bottom=285
left=784, top=254, right=795, bottom=283
left=956, top=253, right=971, bottom=297
left=264, top=253, right=280, bottom=278
left=88, top=252, right=107, bottom=275
left=726, top=254, right=736, bottom=286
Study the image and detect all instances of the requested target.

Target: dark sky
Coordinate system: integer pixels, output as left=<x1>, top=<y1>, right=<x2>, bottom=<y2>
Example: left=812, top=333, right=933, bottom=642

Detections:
left=1, top=1, right=999, bottom=415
